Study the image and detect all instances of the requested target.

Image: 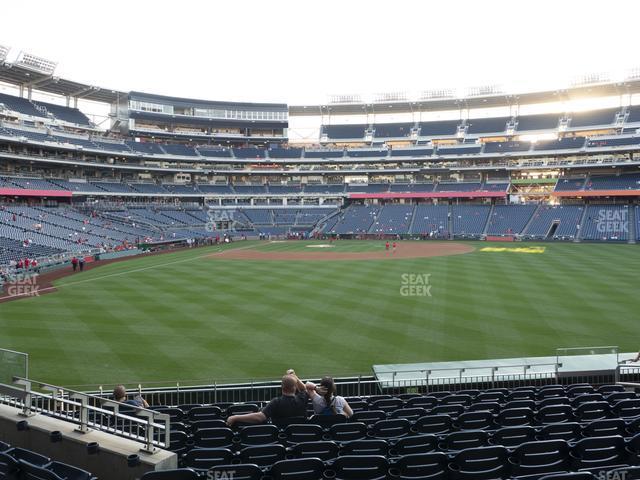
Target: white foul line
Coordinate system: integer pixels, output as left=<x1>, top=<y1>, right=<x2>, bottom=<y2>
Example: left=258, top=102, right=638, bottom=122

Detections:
left=2, top=243, right=257, bottom=300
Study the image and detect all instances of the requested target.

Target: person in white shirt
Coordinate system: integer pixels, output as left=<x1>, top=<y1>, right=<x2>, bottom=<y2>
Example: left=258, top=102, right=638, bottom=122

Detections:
left=306, top=376, right=353, bottom=417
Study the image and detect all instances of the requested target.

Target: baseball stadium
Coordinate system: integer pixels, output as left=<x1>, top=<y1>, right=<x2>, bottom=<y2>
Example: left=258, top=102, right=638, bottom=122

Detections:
left=2, top=2, right=640, bottom=479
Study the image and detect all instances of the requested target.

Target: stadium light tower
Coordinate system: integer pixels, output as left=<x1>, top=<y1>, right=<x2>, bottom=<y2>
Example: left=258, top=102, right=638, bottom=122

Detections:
left=0, top=45, right=10, bottom=63
left=15, top=51, right=57, bottom=75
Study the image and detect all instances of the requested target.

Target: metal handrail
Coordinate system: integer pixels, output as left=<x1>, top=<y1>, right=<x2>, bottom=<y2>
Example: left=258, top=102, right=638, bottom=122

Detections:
left=3, top=377, right=170, bottom=453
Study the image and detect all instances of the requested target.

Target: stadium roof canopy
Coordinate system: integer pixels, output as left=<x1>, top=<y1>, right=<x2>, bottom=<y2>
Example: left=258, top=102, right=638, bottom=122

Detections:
left=290, top=79, right=640, bottom=116
left=0, top=59, right=125, bottom=104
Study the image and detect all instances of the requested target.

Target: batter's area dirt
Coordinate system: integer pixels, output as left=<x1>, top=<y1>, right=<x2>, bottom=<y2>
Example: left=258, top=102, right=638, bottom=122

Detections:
left=210, top=241, right=474, bottom=261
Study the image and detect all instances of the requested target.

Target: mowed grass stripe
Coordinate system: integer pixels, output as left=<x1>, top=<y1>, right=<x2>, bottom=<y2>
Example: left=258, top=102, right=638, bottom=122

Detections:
left=1, top=241, right=639, bottom=387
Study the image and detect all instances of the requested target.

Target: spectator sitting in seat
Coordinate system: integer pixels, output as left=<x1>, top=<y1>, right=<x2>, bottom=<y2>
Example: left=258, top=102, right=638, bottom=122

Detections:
left=227, top=369, right=309, bottom=426
left=113, top=384, right=149, bottom=408
left=307, top=376, right=353, bottom=418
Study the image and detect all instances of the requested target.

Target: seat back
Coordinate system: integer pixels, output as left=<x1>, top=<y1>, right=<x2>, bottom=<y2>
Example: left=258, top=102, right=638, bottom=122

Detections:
left=537, top=422, right=582, bottom=442
left=290, top=441, right=339, bottom=461
left=188, top=406, right=222, bottom=422
left=439, top=430, right=488, bottom=452
left=414, top=415, right=453, bottom=435
left=496, top=407, right=534, bottom=427
left=239, top=424, right=279, bottom=446
left=183, top=448, right=235, bottom=471
left=582, top=419, right=627, bottom=438
left=370, top=419, right=411, bottom=439
left=193, top=427, right=235, bottom=448
left=329, top=422, right=368, bottom=442
left=271, top=458, right=325, bottom=480
left=575, top=401, right=610, bottom=422
left=390, top=435, right=437, bottom=456
left=449, top=445, right=509, bottom=480
left=491, top=426, right=537, bottom=448
left=283, top=424, right=323, bottom=445
left=238, top=444, right=286, bottom=467
left=455, top=411, right=494, bottom=430
left=509, top=440, right=570, bottom=476
left=537, top=405, right=574, bottom=424
left=351, top=410, right=386, bottom=426
left=393, top=452, right=448, bottom=480
left=406, top=396, right=438, bottom=409
left=140, top=469, right=200, bottom=480
left=570, top=435, right=627, bottom=469
left=330, top=455, right=389, bottom=480
left=390, top=408, right=427, bottom=422
left=340, top=439, right=388, bottom=456
left=207, top=464, right=261, bottom=480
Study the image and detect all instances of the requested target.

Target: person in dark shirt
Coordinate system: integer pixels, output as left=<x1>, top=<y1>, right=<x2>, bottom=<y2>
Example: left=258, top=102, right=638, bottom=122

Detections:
left=113, top=384, right=149, bottom=408
left=227, top=370, right=309, bottom=426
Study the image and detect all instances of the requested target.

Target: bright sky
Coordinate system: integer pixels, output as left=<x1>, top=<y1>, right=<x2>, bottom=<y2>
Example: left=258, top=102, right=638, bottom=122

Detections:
left=2, top=0, right=640, bottom=106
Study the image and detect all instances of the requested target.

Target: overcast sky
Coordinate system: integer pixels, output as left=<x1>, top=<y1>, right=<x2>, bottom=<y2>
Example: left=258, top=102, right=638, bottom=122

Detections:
left=2, top=0, right=640, bottom=106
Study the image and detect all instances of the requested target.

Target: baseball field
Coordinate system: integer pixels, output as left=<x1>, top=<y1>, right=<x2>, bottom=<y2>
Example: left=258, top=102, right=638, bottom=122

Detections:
left=1, top=240, right=638, bottom=389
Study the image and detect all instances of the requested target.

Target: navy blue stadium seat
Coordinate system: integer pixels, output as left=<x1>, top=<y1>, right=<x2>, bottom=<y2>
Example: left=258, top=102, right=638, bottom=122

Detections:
left=340, top=440, right=388, bottom=457
left=569, top=435, right=627, bottom=470
left=191, top=419, right=227, bottom=432
left=271, top=458, right=325, bottom=480
left=369, top=419, right=411, bottom=439
left=0, top=452, right=18, bottom=480
left=238, top=444, right=286, bottom=467
left=536, top=405, right=574, bottom=424
left=389, top=435, right=438, bottom=456
left=537, top=423, right=582, bottom=443
left=490, top=426, right=537, bottom=448
left=574, top=401, right=610, bottom=422
left=308, top=414, right=347, bottom=428
left=370, top=398, right=404, bottom=413
left=227, top=404, right=260, bottom=416
left=6, top=448, right=49, bottom=467
left=207, top=464, right=262, bottom=480
left=389, top=452, right=448, bottom=480
left=390, top=407, right=427, bottom=422
left=455, top=411, right=494, bottom=430
left=406, top=396, right=438, bottom=409
left=413, top=415, right=453, bottom=435
left=329, top=455, right=389, bottom=480
left=140, top=469, right=200, bottom=480
left=448, top=445, right=510, bottom=480
left=193, top=427, right=235, bottom=448
left=431, top=405, right=464, bottom=417
left=582, top=419, right=627, bottom=438
left=188, top=405, right=222, bottom=422
left=238, top=424, right=279, bottom=446
left=612, top=399, right=640, bottom=419
left=538, top=473, right=595, bottom=480
left=329, top=423, right=368, bottom=442
left=282, top=424, right=323, bottom=445
left=182, top=448, right=235, bottom=471
left=439, top=430, right=489, bottom=451
left=496, top=407, right=535, bottom=427
left=468, top=402, right=501, bottom=413
left=351, top=411, right=386, bottom=427
left=289, top=440, right=339, bottom=461
left=508, top=440, right=570, bottom=477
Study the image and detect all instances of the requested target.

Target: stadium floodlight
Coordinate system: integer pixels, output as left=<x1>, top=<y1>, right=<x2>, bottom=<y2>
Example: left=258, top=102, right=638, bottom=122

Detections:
left=374, top=92, right=408, bottom=103
left=419, top=89, right=455, bottom=100
left=328, top=94, right=363, bottom=104
left=0, top=45, right=9, bottom=62
left=15, top=51, right=57, bottom=75
left=466, top=84, right=504, bottom=97
left=570, top=72, right=610, bottom=87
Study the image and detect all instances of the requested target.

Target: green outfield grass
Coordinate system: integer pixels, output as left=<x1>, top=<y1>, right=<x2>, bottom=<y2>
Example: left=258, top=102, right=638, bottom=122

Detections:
left=1, top=240, right=639, bottom=389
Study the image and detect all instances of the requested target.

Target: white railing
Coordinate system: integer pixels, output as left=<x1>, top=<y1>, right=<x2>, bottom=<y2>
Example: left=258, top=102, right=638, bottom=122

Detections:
left=0, top=378, right=170, bottom=453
